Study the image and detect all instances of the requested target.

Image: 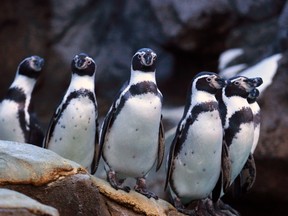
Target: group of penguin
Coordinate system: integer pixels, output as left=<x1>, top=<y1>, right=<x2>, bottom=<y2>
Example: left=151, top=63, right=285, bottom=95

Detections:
left=0, top=48, right=262, bottom=215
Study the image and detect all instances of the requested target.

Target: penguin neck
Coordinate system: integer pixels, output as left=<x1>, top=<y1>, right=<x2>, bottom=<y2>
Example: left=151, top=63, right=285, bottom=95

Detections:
left=129, top=69, right=156, bottom=85
left=68, top=73, right=95, bottom=92
left=10, top=73, right=37, bottom=96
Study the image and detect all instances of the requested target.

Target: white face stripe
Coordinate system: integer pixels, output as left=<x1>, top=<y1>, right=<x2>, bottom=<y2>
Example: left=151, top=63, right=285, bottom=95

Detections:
left=74, top=56, right=94, bottom=70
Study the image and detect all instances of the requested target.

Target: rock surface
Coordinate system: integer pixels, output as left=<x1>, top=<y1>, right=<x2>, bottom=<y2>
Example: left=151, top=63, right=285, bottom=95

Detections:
left=0, top=188, right=59, bottom=216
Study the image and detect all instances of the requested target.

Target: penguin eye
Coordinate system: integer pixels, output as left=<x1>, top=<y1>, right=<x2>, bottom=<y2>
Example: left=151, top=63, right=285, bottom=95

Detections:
left=137, top=54, right=141, bottom=59
left=234, top=81, right=240, bottom=86
left=87, top=60, right=92, bottom=65
left=206, top=77, right=212, bottom=82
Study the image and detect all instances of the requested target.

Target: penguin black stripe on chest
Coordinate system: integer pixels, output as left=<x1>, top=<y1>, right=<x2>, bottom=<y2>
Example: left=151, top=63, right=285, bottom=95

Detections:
left=4, top=87, right=28, bottom=141
left=224, top=107, right=253, bottom=147
left=46, top=89, right=97, bottom=144
left=113, top=81, right=161, bottom=119
left=174, top=101, right=220, bottom=155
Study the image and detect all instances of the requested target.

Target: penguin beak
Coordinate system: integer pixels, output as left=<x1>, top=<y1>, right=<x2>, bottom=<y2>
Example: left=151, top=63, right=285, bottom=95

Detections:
left=251, top=77, right=263, bottom=87
left=143, top=53, right=153, bottom=66
left=32, top=56, right=44, bottom=71
left=247, top=88, right=260, bottom=103
left=214, top=77, right=227, bottom=89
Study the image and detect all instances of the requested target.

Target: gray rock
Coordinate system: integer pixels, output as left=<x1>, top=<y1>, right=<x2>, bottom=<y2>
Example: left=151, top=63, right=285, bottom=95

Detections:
left=0, top=188, right=59, bottom=216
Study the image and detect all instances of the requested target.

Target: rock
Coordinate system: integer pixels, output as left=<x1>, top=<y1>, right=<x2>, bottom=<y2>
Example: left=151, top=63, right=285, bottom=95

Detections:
left=92, top=177, right=183, bottom=216
left=0, top=141, right=86, bottom=185
left=0, top=188, right=59, bottom=216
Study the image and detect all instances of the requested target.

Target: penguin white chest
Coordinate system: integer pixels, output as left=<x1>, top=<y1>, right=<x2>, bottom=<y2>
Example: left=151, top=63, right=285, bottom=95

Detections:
left=172, top=110, right=223, bottom=201
left=0, top=100, right=25, bottom=142
left=229, top=122, right=254, bottom=182
left=104, top=93, right=162, bottom=177
left=48, top=96, right=97, bottom=169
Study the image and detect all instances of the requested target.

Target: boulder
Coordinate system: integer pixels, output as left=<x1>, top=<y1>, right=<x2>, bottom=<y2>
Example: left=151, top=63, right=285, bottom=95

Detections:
left=0, top=188, right=59, bottom=216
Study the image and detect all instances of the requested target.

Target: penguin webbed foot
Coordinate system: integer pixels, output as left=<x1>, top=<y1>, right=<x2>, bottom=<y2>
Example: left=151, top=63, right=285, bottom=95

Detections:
left=173, top=197, right=197, bottom=216
left=134, top=177, right=158, bottom=200
left=107, top=170, right=131, bottom=193
left=214, top=199, right=240, bottom=216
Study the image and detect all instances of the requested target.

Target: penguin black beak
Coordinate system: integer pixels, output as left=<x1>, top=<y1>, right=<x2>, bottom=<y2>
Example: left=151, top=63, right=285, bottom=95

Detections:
left=251, top=77, right=263, bottom=87
left=245, top=78, right=256, bottom=88
left=215, top=77, right=227, bottom=88
left=247, top=88, right=260, bottom=103
left=143, top=53, right=153, bottom=66
left=38, top=58, right=45, bottom=68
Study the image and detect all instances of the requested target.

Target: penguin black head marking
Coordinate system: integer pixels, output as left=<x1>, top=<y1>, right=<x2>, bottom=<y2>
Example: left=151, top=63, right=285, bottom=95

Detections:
left=71, top=53, right=96, bottom=76
left=192, top=72, right=226, bottom=95
left=132, top=48, right=157, bottom=72
left=18, top=55, right=44, bottom=79
left=225, top=76, right=255, bottom=98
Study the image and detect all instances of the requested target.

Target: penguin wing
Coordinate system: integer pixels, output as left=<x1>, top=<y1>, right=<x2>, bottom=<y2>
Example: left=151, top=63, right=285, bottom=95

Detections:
left=221, top=140, right=232, bottom=193
left=239, top=153, right=256, bottom=193
left=28, top=113, right=44, bottom=147
left=98, top=82, right=129, bottom=164
left=90, top=113, right=100, bottom=175
left=43, top=106, right=62, bottom=148
left=164, top=121, right=184, bottom=191
left=156, top=115, right=165, bottom=171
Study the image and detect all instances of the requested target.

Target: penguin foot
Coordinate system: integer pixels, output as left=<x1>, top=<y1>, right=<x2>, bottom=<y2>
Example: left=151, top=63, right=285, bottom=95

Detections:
left=134, top=177, right=158, bottom=200
left=214, top=200, right=240, bottom=216
left=173, top=197, right=197, bottom=216
left=106, top=170, right=131, bottom=193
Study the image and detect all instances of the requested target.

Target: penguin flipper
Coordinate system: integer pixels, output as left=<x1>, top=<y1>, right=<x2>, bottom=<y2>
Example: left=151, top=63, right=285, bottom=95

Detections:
left=164, top=123, right=183, bottom=191
left=90, top=119, right=100, bottom=175
left=28, top=113, right=44, bottom=147
left=212, top=170, right=223, bottom=202
left=240, top=153, right=256, bottom=193
left=221, top=140, right=232, bottom=193
left=43, top=106, right=63, bottom=148
left=156, top=115, right=165, bottom=171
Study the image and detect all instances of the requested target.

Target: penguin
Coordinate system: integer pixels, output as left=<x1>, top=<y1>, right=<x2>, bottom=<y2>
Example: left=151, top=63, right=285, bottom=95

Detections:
left=217, top=76, right=256, bottom=195
left=99, top=48, right=164, bottom=199
left=43, top=53, right=99, bottom=174
left=248, top=77, right=263, bottom=154
left=164, top=72, right=227, bottom=214
left=0, top=55, right=44, bottom=147
left=236, top=77, right=263, bottom=194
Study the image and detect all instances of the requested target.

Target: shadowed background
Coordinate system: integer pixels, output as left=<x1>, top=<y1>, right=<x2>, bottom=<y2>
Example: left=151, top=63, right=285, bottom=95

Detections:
left=0, top=0, right=288, bottom=215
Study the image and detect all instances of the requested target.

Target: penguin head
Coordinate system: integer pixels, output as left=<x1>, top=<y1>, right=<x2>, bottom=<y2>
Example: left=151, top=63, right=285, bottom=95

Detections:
left=71, top=53, right=96, bottom=76
left=225, top=76, right=256, bottom=98
left=131, top=48, right=157, bottom=72
left=192, top=72, right=226, bottom=95
left=18, top=55, right=44, bottom=79
left=247, top=88, right=260, bottom=104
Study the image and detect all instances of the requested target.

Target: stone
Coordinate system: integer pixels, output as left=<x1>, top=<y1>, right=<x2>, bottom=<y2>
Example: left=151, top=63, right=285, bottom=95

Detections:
left=0, top=188, right=59, bottom=216
left=0, top=141, right=86, bottom=185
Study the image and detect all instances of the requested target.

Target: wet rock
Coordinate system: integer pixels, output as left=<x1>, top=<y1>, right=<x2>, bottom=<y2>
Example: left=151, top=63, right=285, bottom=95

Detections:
left=0, top=188, right=59, bottom=216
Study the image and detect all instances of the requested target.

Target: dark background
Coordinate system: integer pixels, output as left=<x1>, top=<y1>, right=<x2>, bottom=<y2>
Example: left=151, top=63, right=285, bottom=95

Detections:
left=0, top=0, right=288, bottom=215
